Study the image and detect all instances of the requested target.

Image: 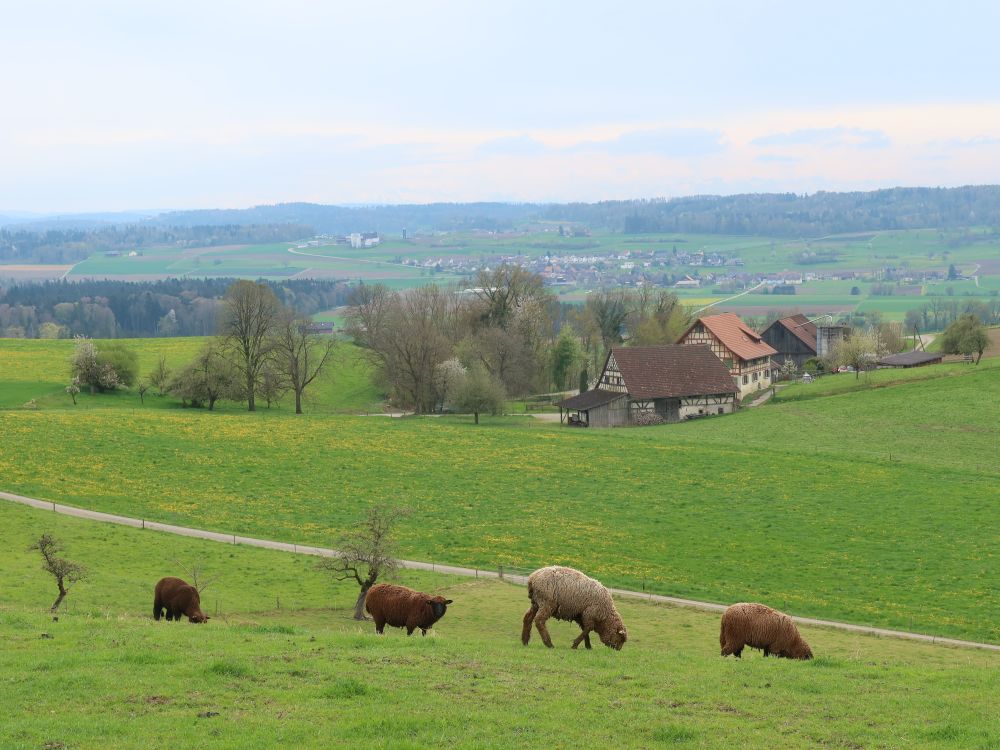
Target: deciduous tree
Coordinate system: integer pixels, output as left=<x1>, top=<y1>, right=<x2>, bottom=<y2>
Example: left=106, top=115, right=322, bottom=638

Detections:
left=221, top=280, right=280, bottom=411
left=30, top=534, right=87, bottom=614
left=316, top=505, right=409, bottom=620
left=939, top=314, right=990, bottom=363
left=270, top=313, right=337, bottom=414
left=453, top=363, right=506, bottom=424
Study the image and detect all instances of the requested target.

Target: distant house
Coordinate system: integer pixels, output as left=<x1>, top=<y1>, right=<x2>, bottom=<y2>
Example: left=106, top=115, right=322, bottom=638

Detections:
left=302, top=321, right=334, bottom=334
left=349, top=232, right=381, bottom=249
left=678, top=312, right=777, bottom=399
left=555, top=345, right=738, bottom=427
left=877, top=350, right=943, bottom=368
left=760, top=314, right=817, bottom=369
left=674, top=275, right=700, bottom=288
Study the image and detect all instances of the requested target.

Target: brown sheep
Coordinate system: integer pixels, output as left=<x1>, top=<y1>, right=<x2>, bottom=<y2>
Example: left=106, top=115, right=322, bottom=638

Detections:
left=720, top=602, right=812, bottom=659
left=521, top=566, right=627, bottom=650
left=153, top=577, right=209, bottom=623
left=364, top=583, right=453, bottom=636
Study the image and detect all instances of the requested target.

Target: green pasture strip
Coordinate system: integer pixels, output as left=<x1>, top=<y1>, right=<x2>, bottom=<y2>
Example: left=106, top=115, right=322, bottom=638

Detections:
left=771, top=357, right=998, bottom=402
left=1, top=501, right=997, bottom=749
left=1, top=362, right=996, bottom=641
left=0, top=337, right=381, bottom=413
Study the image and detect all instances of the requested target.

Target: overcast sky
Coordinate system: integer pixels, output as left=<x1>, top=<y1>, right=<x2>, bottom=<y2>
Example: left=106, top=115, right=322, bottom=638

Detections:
left=3, top=0, right=1000, bottom=212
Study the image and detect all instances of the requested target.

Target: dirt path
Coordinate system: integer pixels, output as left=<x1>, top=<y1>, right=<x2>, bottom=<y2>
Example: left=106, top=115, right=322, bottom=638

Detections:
left=2, top=488, right=996, bottom=652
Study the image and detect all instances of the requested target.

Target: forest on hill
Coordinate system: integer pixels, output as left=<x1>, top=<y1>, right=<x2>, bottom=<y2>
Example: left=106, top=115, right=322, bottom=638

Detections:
left=0, top=224, right=312, bottom=264
left=152, top=185, right=1000, bottom=235
left=0, top=278, right=351, bottom=339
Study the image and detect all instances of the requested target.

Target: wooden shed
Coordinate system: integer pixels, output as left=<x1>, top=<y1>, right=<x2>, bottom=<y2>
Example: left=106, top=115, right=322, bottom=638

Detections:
left=556, top=389, right=629, bottom=427
left=877, top=350, right=943, bottom=368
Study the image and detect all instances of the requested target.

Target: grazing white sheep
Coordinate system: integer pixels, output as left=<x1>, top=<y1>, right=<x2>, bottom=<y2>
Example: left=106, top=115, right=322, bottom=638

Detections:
left=521, top=566, right=627, bottom=650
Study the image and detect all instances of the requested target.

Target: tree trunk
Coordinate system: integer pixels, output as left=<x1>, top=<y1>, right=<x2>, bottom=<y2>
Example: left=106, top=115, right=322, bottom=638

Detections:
left=247, top=374, right=256, bottom=411
left=353, top=584, right=372, bottom=620
left=474, top=411, right=479, bottom=424
left=51, top=578, right=67, bottom=613
left=295, top=389, right=303, bottom=414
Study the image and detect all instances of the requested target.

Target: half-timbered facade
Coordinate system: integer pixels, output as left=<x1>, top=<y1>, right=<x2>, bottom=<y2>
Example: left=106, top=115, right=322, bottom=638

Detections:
left=678, top=312, right=777, bottom=400
left=557, top=345, right=738, bottom=426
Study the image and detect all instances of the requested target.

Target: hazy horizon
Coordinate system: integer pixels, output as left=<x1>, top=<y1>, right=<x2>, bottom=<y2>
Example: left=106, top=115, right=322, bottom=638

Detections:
left=4, top=1, right=1000, bottom=213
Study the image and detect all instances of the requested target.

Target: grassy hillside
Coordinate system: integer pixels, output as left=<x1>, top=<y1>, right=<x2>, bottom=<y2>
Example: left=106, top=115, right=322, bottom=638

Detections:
left=3, top=501, right=997, bottom=750
left=0, top=350, right=996, bottom=641
left=0, top=336, right=382, bottom=413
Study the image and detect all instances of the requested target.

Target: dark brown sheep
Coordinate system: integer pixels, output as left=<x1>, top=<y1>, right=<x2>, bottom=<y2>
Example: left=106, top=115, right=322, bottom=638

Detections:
left=720, top=602, right=812, bottom=659
left=153, top=577, right=209, bottom=623
left=364, top=583, right=452, bottom=636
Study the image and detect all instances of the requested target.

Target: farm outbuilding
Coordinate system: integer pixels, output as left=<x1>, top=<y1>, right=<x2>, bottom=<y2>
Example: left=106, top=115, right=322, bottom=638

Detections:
left=555, top=389, right=629, bottom=427
left=760, top=314, right=818, bottom=370
left=877, top=350, right=943, bottom=368
left=557, top=345, right=738, bottom=427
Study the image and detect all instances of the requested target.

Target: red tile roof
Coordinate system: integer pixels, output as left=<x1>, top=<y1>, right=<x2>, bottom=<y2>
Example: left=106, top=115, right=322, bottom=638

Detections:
left=607, top=345, right=738, bottom=399
left=681, top=312, right=777, bottom=361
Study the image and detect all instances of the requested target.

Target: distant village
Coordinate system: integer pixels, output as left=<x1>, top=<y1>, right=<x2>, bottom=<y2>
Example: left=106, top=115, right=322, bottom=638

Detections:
left=347, top=231, right=957, bottom=293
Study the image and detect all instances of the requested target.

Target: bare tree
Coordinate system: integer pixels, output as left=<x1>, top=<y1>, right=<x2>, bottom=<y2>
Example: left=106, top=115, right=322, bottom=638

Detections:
left=472, top=264, right=548, bottom=330
left=148, top=354, right=171, bottom=396
left=316, top=505, right=409, bottom=620
left=585, top=289, right=630, bottom=355
left=172, top=558, right=218, bottom=595
left=221, top=280, right=281, bottom=411
left=271, top=313, right=338, bottom=414
left=30, top=534, right=87, bottom=614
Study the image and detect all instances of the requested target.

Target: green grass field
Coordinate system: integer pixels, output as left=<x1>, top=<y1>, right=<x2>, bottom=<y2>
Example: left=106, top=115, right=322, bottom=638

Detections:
left=2, top=501, right=997, bottom=749
left=1, top=339, right=997, bottom=642
left=0, top=336, right=382, bottom=413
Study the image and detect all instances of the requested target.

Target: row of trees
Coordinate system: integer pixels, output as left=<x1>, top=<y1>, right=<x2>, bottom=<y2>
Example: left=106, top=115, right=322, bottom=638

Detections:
left=167, top=281, right=337, bottom=413
left=0, top=278, right=352, bottom=339
left=68, top=281, right=337, bottom=413
left=345, top=266, right=691, bottom=413
left=0, top=223, right=312, bottom=264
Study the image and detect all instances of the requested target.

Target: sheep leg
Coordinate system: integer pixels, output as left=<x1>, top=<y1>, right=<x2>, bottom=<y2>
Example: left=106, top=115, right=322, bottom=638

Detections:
left=533, top=606, right=555, bottom=648
left=374, top=617, right=386, bottom=634
left=571, top=614, right=595, bottom=650
left=521, top=604, right=538, bottom=645
left=406, top=626, right=416, bottom=636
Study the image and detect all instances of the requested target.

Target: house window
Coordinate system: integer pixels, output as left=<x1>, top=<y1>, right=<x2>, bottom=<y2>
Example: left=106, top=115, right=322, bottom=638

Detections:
left=718, top=407, right=724, bottom=414
left=752, top=372, right=758, bottom=382
left=742, top=374, right=748, bottom=385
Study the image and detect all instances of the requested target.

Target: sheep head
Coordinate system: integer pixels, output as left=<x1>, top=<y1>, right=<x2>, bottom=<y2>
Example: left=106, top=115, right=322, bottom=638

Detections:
left=597, top=615, right=628, bottom=650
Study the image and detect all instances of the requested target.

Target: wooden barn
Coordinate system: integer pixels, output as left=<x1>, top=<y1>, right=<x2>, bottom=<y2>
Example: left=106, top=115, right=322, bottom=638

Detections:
left=556, top=345, right=738, bottom=427
left=760, top=313, right=817, bottom=370
left=877, top=350, right=943, bottom=368
left=678, top=312, right=777, bottom=400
